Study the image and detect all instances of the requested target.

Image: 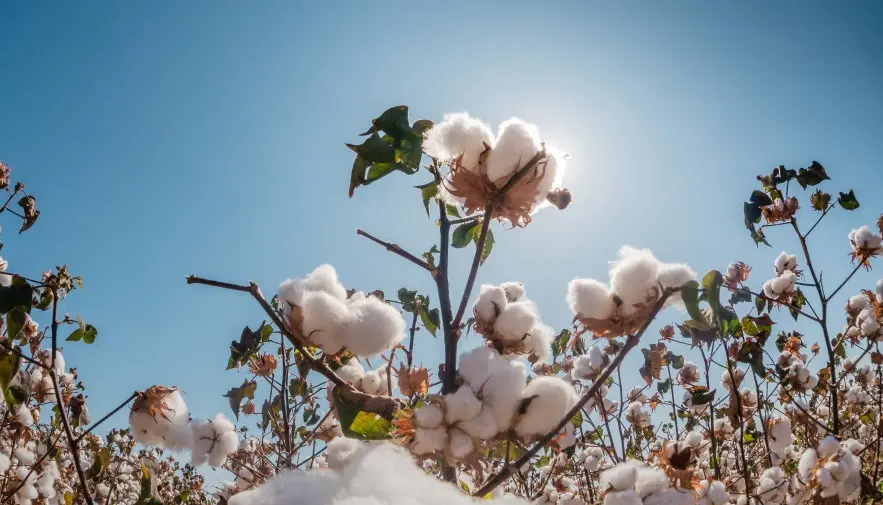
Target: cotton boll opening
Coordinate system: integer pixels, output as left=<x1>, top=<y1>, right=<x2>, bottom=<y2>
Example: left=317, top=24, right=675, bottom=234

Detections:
left=337, top=359, right=366, bottom=383
left=485, top=118, right=542, bottom=185
left=514, top=377, right=577, bottom=438
left=500, top=282, right=526, bottom=303
left=423, top=112, right=495, bottom=172
left=475, top=285, right=508, bottom=324
left=444, top=386, right=483, bottom=424
left=567, top=279, right=615, bottom=321
left=301, top=290, right=349, bottom=355
left=609, top=247, right=661, bottom=316
left=342, top=296, right=405, bottom=357
left=494, top=301, right=538, bottom=342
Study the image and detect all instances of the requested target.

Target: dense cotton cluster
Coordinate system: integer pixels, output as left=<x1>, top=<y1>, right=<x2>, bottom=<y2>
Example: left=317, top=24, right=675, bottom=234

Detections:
left=567, top=247, right=695, bottom=337
left=792, top=437, right=863, bottom=503
left=408, top=345, right=577, bottom=461
left=762, top=251, right=799, bottom=301
left=472, top=282, right=553, bottom=360
left=277, top=264, right=405, bottom=357
left=227, top=443, right=528, bottom=505
left=599, top=460, right=711, bottom=505
left=424, top=112, right=568, bottom=222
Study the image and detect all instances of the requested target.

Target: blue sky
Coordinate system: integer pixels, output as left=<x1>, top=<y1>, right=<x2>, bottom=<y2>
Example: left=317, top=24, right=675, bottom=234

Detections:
left=1, top=0, right=883, bottom=461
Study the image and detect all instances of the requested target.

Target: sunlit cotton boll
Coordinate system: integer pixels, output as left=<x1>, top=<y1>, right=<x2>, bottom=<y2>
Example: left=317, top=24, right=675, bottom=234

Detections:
left=423, top=112, right=495, bottom=172
left=655, top=262, right=697, bottom=306
left=459, top=405, right=500, bottom=439
left=341, top=295, right=405, bottom=356
left=360, top=369, right=390, bottom=396
left=485, top=118, right=542, bottom=184
left=475, top=285, right=508, bottom=323
left=494, top=301, right=539, bottom=342
left=521, top=323, right=553, bottom=361
left=500, top=281, right=526, bottom=303
left=849, top=225, right=883, bottom=251
left=567, top=279, right=615, bottom=321
left=600, top=461, right=640, bottom=492
left=624, top=401, right=650, bottom=428
left=774, top=252, right=798, bottom=275
left=326, top=437, right=360, bottom=471
left=129, top=388, right=191, bottom=451
left=336, top=359, right=366, bottom=383
left=609, top=246, right=661, bottom=316
left=514, top=377, right=578, bottom=438
left=444, top=385, right=483, bottom=424
left=300, top=290, right=349, bottom=355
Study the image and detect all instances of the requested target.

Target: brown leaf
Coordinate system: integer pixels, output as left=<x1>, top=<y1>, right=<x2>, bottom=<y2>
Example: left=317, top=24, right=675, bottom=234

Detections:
left=872, top=352, right=883, bottom=365
left=248, top=354, right=278, bottom=377
left=397, top=365, right=430, bottom=396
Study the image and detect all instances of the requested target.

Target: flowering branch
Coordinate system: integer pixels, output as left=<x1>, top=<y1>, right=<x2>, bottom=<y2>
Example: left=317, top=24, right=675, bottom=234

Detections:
left=473, top=288, right=676, bottom=497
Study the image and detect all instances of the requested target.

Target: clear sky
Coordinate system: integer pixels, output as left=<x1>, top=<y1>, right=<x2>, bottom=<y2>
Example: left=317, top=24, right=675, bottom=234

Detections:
left=1, top=0, right=882, bottom=461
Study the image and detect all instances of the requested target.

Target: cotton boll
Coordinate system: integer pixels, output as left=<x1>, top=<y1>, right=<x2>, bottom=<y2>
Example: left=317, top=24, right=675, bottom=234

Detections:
left=459, top=346, right=502, bottom=389
left=514, top=377, right=577, bottom=438
left=684, top=430, right=703, bottom=448
left=303, top=264, right=347, bottom=300
left=13, top=447, right=35, bottom=466
left=209, top=431, right=240, bottom=467
left=412, top=427, right=448, bottom=455
left=847, top=294, right=870, bottom=311
left=337, top=359, right=366, bottom=383
left=634, top=465, right=669, bottom=498
left=277, top=278, right=307, bottom=313
left=603, top=490, right=641, bottom=505
left=531, top=148, right=566, bottom=209
left=301, top=290, right=349, bottom=354
left=482, top=359, right=528, bottom=430
left=423, top=112, right=495, bottom=172
left=448, top=429, right=474, bottom=460
left=624, top=402, right=650, bottom=428
left=567, top=278, right=615, bottom=320
left=444, top=386, right=483, bottom=424
left=609, top=246, right=660, bottom=315
left=414, top=404, right=444, bottom=429
left=16, top=405, right=34, bottom=427
left=643, top=489, right=694, bottom=505
left=485, top=118, right=542, bottom=184
left=521, top=323, right=553, bottom=361
left=0, top=453, right=10, bottom=473
left=774, top=252, right=798, bottom=275
left=818, top=436, right=840, bottom=459
left=655, top=262, right=697, bottom=305
left=475, top=285, right=508, bottom=323
left=342, top=296, right=405, bottom=356
left=600, top=461, right=640, bottom=491
left=326, top=437, right=360, bottom=471
left=39, top=350, right=65, bottom=375
left=494, top=301, right=538, bottom=342
left=500, top=282, right=526, bottom=303
left=458, top=405, right=500, bottom=439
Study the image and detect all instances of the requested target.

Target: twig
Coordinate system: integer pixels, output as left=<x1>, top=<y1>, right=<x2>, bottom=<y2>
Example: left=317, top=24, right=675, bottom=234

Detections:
left=356, top=229, right=431, bottom=272
left=0, top=340, right=49, bottom=370
left=824, top=262, right=863, bottom=303
left=51, top=370, right=92, bottom=504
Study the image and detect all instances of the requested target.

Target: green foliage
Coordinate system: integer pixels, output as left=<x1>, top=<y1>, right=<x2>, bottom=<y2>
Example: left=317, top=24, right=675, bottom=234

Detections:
left=838, top=190, right=860, bottom=210
left=452, top=220, right=479, bottom=248
left=66, top=315, right=98, bottom=344
left=397, top=288, right=439, bottom=337
left=227, top=323, right=271, bottom=370
left=331, top=388, right=394, bottom=440
left=550, top=329, right=571, bottom=357
left=0, top=344, right=22, bottom=406
left=795, top=161, right=829, bottom=189
left=0, top=276, right=33, bottom=313
left=6, top=308, right=27, bottom=341
left=418, top=181, right=438, bottom=217
left=691, top=388, right=716, bottom=406
left=657, top=378, right=672, bottom=395
left=224, top=379, right=257, bottom=420
left=348, top=106, right=432, bottom=197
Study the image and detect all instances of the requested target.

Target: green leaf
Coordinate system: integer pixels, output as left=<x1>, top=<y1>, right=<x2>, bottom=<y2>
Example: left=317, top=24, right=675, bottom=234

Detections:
left=66, top=323, right=98, bottom=344
left=755, top=293, right=767, bottom=315
left=837, top=190, right=860, bottom=211
left=789, top=289, right=806, bottom=321
left=6, top=308, right=27, bottom=341
left=657, top=378, right=672, bottom=395
left=477, top=227, right=494, bottom=265
left=743, top=201, right=762, bottom=226
left=668, top=354, right=685, bottom=370
left=741, top=315, right=774, bottom=338
left=445, top=204, right=461, bottom=218
left=85, top=447, right=111, bottom=479
left=420, top=306, right=440, bottom=337
left=680, top=281, right=706, bottom=326
left=452, top=221, right=480, bottom=248
left=332, top=388, right=394, bottom=440
left=348, top=156, right=371, bottom=197
left=729, top=289, right=752, bottom=305
left=418, top=182, right=438, bottom=217
left=795, top=161, right=830, bottom=189
left=700, top=270, right=724, bottom=318
left=227, top=324, right=264, bottom=370
left=0, top=345, right=22, bottom=406
left=691, top=388, right=716, bottom=406
left=749, top=190, right=773, bottom=207
left=570, top=410, right=583, bottom=427
left=551, top=329, right=571, bottom=357
left=302, top=406, right=321, bottom=426
left=137, top=458, right=164, bottom=505
left=0, top=277, right=32, bottom=314
left=810, top=189, right=831, bottom=211
left=223, top=379, right=257, bottom=420
left=346, top=132, right=396, bottom=163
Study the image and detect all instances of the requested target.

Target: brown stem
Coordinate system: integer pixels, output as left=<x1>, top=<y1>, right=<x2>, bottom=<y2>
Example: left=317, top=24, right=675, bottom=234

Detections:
left=699, top=344, right=721, bottom=480
left=452, top=209, right=493, bottom=327
left=51, top=369, right=93, bottom=504
left=824, top=262, right=862, bottom=303
left=280, top=332, right=293, bottom=467
left=356, top=229, right=431, bottom=272
left=473, top=289, right=675, bottom=497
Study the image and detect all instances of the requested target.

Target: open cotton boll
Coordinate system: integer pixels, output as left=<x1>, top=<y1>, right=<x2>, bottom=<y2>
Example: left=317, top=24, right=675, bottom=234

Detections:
left=458, top=405, right=500, bottom=439
left=361, top=369, right=390, bottom=395
left=774, top=252, right=798, bottom=275
left=522, top=323, right=554, bottom=361
left=655, top=262, right=697, bottom=306
left=326, top=437, right=360, bottom=471
left=0, top=453, right=10, bottom=473
left=301, top=290, right=349, bottom=355
left=849, top=225, right=883, bottom=250
left=634, top=465, right=669, bottom=498
left=609, top=246, right=660, bottom=316
left=600, top=461, right=641, bottom=491
left=818, top=436, right=840, bottom=459
left=448, top=429, right=474, bottom=460
left=624, top=401, right=650, bottom=428
left=485, top=118, right=542, bottom=185
left=303, top=264, right=348, bottom=301
left=129, top=387, right=191, bottom=450
left=493, top=301, right=538, bottom=342
left=16, top=404, right=34, bottom=427
left=39, top=350, right=66, bottom=375
left=228, top=443, right=532, bottom=505
left=514, top=377, right=577, bottom=438
left=423, top=112, right=495, bottom=172
left=603, top=490, right=641, bottom=505
left=341, top=296, right=405, bottom=356
left=414, top=404, right=444, bottom=429
left=567, top=278, right=615, bottom=320
left=277, top=278, right=307, bottom=313
left=412, top=426, right=448, bottom=455
left=642, top=489, right=694, bottom=505
left=531, top=148, right=565, bottom=208
left=500, top=282, right=526, bottom=303
left=458, top=346, right=502, bottom=389
left=445, top=386, right=483, bottom=424
left=482, top=358, right=528, bottom=429
left=337, top=359, right=366, bottom=383
left=475, top=285, right=508, bottom=323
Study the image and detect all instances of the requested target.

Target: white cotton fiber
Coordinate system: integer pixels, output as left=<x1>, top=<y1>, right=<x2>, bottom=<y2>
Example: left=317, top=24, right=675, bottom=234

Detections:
left=444, top=386, right=483, bottom=424
left=413, top=426, right=448, bottom=455
left=337, top=359, right=366, bottom=383
left=609, top=247, right=660, bottom=316
left=414, top=404, right=444, bottom=430
left=277, top=278, right=307, bottom=312
left=514, top=377, right=578, bottom=438
left=567, top=279, right=615, bottom=320
left=655, top=262, right=697, bottom=306
left=603, top=490, right=641, bottom=505
left=485, top=118, right=542, bottom=184
left=423, top=112, right=495, bottom=172
left=522, top=323, right=553, bottom=361
left=227, top=443, right=531, bottom=505
left=600, top=461, right=641, bottom=491
left=494, top=301, right=538, bottom=342
left=774, top=252, right=798, bottom=275
left=303, top=264, right=348, bottom=300
left=458, top=346, right=501, bottom=390
left=448, top=429, right=474, bottom=460
left=475, top=285, right=508, bottom=323
left=341, top=295, right=405, bottom=356
left=129, top=389, right=192, bottom=451
left=301, top=290, right=349, bottom=354
left=500, top=281, right=526, bottom=302
left=458, top=405, right=500, bottom=439
left=634, top=465, right=669, bottom=497
left=326, top=437, right=360, bottom=471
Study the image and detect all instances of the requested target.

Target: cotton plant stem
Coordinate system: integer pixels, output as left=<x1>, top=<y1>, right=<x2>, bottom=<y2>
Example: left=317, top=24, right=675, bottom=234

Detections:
left=51, top=369, right=93, bottom=505
left=699, top=344, right=721, bottom=480
left=473, top=290, right=675, bottom=497
left=355, top=229, right=432, bottom=272
left=75, top=392, right=138, bottom=443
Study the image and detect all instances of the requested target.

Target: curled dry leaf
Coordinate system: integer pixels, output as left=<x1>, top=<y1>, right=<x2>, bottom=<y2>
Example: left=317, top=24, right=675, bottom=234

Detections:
left=396, top=365, right=430, bottom=396
left=132, top=385, right=182, bottom=422
left=248, top=354, right=278, bottom=377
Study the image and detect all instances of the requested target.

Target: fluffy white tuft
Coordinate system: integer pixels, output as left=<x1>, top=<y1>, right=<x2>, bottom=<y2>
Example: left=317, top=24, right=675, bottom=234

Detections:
left=609, top=247, right=661, bottom=316
left=341, top=295, right=405, bottom=356
left=494, top=301, right=538, bottom=342
left=474, top=285, right=508, bottom=323
left=423, top=112, right=495, bottom=172
left=300, top=290, right=349, bottom=355
left=514, top=377, right=578, bottom=438
left=567, top=279, right=615, bottom=320
left=485, top=118, right=542, bottom=184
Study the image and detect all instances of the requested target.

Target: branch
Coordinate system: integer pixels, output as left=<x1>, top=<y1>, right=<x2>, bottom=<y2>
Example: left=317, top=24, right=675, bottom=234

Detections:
left=743, top=289, right=820, bottom=323
left=473, top=289, right=675, bottom=497
left=824, top=261, right=863, bottom=304
left=0, top=340, right=48, bottom=370
left=76, top=392, right=137, bottom=443
left=452, top=209, right=492, bottom=327
left=355, top=229, right=432, bottom=272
